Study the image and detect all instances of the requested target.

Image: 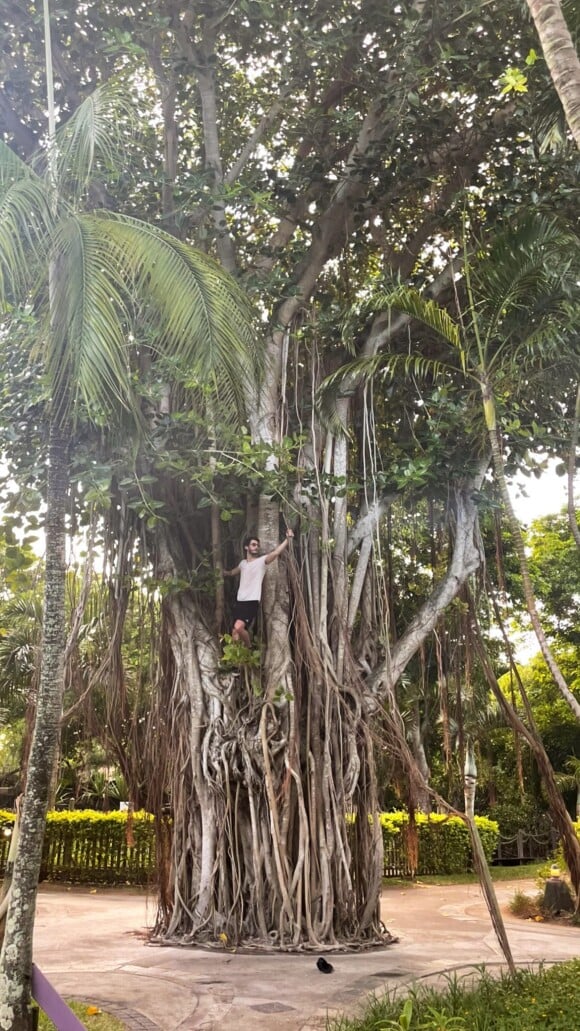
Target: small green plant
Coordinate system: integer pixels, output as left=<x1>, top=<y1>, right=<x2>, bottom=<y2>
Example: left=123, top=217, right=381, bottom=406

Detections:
left=418, top=1009, right=466, bottom=1030
left=509, top=888, right=541, bottom=919
left=376, top=998, right=413, bottom=1030
left=376, top=998, right=467, bottom=1030
left=219, top=634, right=261, bottom=670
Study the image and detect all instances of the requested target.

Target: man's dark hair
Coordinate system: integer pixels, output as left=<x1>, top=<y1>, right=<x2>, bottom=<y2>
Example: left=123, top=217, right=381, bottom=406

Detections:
left=243, top=534, right=260, bottom=552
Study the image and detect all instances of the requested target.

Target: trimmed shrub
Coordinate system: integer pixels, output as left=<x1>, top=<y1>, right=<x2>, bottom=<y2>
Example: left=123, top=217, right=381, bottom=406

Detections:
left=380, top=811, right=499, bottom=876
left=0, top=807, right=502, bottom=883
left=0, top=809, right=155, bottom=885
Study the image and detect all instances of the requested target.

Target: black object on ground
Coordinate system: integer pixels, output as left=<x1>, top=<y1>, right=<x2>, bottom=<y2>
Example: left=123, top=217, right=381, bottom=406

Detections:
left=316, top=957, right=334, bottom=974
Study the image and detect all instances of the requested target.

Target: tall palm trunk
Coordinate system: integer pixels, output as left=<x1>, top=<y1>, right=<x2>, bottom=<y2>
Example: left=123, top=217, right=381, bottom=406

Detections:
left=568, top=383, right=580, bottom=550
left=463, top=742, right=516, bottom=975
left=481, top=374, right=580, bottom=721
left=0, top=423, right=68, bottom=1030
left=525, top=0, right=580, bottom=148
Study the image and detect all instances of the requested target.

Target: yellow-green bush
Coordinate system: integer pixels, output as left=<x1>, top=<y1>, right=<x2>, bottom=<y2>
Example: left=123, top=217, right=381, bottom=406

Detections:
left=380, top=811, right=499, bottom=876
left=552, top=819, right=580, bottom=873
left=0, top=809, right=155, bottom=885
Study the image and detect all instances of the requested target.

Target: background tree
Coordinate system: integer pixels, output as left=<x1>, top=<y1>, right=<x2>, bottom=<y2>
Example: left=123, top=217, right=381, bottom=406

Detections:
left=528, top=510, right=580, bottom=645
left=329, top=217, right=580, bottom=719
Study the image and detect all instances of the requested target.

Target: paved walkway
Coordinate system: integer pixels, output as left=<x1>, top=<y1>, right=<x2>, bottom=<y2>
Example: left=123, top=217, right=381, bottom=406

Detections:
left=32, top=879, right=580, bottom=1029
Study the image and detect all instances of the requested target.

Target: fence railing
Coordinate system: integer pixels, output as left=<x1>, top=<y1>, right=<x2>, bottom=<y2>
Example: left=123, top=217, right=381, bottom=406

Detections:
left=0, top=812, right=156, bottom=885
left=494, top=827, right=559, bottom=864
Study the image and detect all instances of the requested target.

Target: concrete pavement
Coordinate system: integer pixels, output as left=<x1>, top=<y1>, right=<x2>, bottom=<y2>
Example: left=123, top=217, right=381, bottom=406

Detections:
left=32, top=879, right=580, bottom=1029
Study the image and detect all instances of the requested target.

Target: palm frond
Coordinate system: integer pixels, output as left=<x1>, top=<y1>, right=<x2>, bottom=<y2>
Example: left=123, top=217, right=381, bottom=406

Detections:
left=45, top=211, right=258, bottom=424
left=46, top=82, right=136, bottom=203
left=363, top=286, right=462, bottom=350
left=95, top=213, right=260, bottom=402
left=509, top=309, right=580, bottom=369
left=317, top=350, right=465, bottom=430
left=0, top=141, right=53, bottom=303
left=317, top=287, right=464, bottom=429
left=474, top=216, right=580, bottom=354
left=46, top=213, right=135, bottom=419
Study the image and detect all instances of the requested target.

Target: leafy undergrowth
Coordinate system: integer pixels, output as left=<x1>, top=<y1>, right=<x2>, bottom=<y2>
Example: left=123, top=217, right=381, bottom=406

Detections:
left=331, top=960, right=580, bottom=1031
left=38, top=999, right=125, bottom=1030
left=509, top=888, right=543, bottom=919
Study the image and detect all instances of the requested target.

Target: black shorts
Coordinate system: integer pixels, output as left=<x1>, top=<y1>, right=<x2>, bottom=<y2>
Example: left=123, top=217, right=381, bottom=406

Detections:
left=232, top=600, right=259, bottom=628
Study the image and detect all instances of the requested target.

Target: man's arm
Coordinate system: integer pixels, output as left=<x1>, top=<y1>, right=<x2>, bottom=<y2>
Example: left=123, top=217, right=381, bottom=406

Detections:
left=264, top=528, right=294, bottom=565
left=223, top=565, right=241, bottom=577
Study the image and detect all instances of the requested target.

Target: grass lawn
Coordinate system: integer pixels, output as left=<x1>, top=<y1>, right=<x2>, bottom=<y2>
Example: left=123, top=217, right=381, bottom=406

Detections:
left=331, top=959, right=580, bottom=1030
left=38, top=1000, right=125, bottom=1030
left=383, top=862, right=545, bottom=888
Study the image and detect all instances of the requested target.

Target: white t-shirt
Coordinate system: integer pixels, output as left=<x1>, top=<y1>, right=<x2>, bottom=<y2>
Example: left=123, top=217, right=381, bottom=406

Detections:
left=237, top=556, right=268, bottom=602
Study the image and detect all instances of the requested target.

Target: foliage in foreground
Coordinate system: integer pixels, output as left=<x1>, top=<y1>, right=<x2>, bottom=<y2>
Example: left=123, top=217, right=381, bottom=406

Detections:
left=332, top=961, right=580, bottom=1030
left=38, top=999, right=124, bottom=1031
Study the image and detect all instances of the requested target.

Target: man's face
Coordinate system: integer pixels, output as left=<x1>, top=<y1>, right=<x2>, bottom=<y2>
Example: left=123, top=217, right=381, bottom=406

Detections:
left=247, top=539, right=261, bottom=556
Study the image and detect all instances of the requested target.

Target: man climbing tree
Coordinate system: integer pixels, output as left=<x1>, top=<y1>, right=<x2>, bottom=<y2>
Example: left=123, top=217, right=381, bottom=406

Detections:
left=226, top=528, right=294, bottom=646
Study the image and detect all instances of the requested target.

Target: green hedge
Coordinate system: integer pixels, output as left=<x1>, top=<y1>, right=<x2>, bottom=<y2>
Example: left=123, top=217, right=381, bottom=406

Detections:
left=0, top=807, right=500, bottom=884
left=0, top=809, right=156, bottom=885
left=380, top=811, right=499, bottom=876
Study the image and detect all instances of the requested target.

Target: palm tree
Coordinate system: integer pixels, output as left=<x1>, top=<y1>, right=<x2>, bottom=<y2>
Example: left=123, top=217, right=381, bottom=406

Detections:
left=525, top=0, right=580, bottom=148
left=0, top=75, right=256, bottom=1028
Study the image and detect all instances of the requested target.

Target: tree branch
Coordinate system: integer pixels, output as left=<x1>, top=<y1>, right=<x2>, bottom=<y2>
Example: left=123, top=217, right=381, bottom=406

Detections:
left=366, top=459, right=488, bottom=701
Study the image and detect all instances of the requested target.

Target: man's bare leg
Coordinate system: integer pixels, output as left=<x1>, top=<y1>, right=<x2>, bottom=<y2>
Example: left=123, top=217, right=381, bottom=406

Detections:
left=232, top=620, right=251, bottom=648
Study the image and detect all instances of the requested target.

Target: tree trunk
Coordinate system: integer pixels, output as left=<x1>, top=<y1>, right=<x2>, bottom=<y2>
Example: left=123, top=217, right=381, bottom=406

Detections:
left=568, top=383, right=580, bottom=550
left=526, top=0, right=580, bottom=149
left=368, top=464, right=488, bottom=701
left=472, top=605, right=580, bottom=901
left=152, top=524, right=386, bottom=948
left=409, top=713, right=431, bottom=812
left=0, top=802, right=20, bottom=948
left=463, top=742, right=516, bottom=976
left=0, top=424, right=68, bottom=1030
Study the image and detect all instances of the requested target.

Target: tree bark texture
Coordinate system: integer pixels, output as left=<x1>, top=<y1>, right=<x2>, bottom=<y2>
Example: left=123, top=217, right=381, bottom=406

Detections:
left=152, top=526, right=385, bottom=947
left=463, top=744, right=516, bottom=975
left=0, top=425, right=68, bottom=1031
left=568, top=382, right=580, bottom=550
left=526, top=0, right=580, bottom=148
